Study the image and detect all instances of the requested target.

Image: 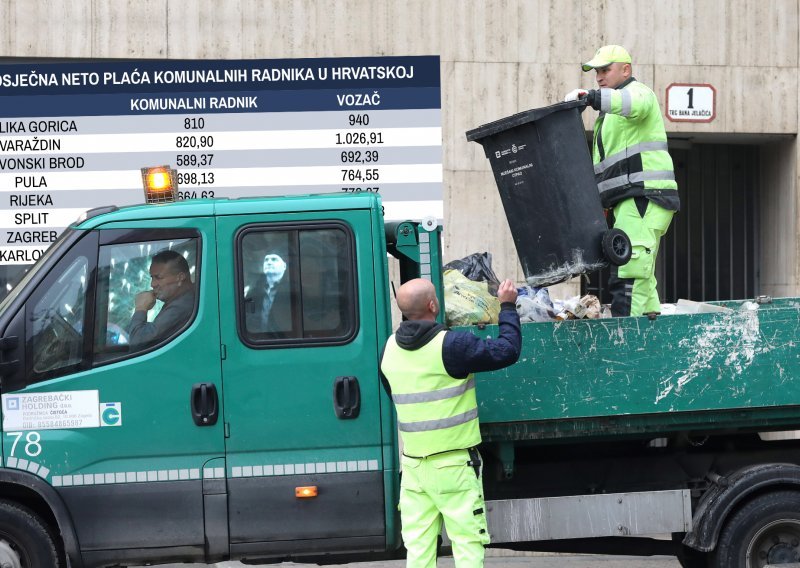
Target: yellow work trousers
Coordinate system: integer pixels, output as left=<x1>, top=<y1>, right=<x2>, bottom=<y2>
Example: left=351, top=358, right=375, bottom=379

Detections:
left=399, top=450, right=490, bottom=568
left=610, top=198, right=675, bottom=317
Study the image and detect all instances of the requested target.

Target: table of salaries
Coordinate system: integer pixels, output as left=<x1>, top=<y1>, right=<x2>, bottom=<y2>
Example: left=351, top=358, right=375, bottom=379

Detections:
left=0, top=55, right=442, bottom=265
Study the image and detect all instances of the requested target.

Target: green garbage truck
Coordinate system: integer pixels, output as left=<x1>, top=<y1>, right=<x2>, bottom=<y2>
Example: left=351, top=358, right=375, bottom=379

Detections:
left=0, top=192, right=796, bottom=568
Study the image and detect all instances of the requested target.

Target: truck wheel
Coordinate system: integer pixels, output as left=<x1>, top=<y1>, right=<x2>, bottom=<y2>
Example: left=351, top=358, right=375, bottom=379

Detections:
left=602, top=228, right=632, bottom=266
left=713, top=490, right=800, bottom=567
left=0, top=500, right=62, bottom=567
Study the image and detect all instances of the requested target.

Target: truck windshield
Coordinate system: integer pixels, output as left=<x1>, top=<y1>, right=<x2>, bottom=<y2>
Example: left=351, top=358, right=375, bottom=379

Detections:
left=0, top=228, right=79, bottom=314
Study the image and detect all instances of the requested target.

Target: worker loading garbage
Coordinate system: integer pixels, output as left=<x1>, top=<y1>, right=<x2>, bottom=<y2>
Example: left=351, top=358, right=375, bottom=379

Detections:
left=565, top=45, right=680, bottom=317
left=467, top=44, right=680, bottom=318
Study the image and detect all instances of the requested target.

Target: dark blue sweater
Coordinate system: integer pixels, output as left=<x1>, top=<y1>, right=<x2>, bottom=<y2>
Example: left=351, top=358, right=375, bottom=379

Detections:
left=379, top=303, right=522, bottom=393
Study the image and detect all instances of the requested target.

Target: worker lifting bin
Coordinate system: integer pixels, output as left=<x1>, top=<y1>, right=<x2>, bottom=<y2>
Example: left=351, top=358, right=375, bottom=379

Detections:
left=466, top=99, right=631, bottom=287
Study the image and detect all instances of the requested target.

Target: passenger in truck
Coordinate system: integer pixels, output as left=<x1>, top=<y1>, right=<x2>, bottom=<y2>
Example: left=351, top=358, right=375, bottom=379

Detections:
left=245, top=252, right=292, bottom=334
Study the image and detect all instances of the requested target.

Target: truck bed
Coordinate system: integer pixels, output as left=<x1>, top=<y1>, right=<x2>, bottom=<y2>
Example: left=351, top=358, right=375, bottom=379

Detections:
left=466, top=297, right=800, bottom=443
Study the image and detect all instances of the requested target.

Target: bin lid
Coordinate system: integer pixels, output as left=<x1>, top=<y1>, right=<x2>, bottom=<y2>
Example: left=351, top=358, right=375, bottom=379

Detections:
left=465, top=99, right=587, bottom=143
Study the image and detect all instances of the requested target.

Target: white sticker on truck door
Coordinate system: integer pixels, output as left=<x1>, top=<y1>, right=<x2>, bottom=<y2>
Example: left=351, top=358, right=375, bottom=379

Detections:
left=2, top=390, right=100, bottom=431
left=100, top=402, right=122, bottom=427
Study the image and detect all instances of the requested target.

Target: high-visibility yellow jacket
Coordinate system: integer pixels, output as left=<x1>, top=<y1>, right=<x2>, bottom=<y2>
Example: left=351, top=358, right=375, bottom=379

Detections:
left=591, top=78, right=680, bottom=211
left=381, top=330, right=481, bottom=457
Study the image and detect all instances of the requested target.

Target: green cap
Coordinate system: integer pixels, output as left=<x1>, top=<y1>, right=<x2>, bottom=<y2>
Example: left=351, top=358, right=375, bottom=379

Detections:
left=582, top=45, right=632, bottom=72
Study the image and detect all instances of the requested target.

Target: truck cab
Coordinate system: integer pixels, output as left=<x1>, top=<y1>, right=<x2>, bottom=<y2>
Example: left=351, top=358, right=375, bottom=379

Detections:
left=0, top=193, right=403, bottom=567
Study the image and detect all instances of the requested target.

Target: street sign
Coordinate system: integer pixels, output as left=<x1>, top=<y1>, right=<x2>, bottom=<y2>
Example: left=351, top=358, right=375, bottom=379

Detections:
left=0, top=56, right=443, bottom=265
left=665, top=83, right=716, bottom=123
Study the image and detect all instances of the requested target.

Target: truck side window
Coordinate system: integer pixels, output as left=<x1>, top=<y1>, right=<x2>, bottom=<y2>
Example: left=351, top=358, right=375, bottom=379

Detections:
left=93, top=238, right=199, bottom=361
left=31, top=256, right=89, bottom=375
left=239, top=224, right=356, bottom=345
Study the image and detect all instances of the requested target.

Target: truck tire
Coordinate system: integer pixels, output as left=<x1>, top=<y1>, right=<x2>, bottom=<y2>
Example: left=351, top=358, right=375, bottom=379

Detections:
left=0, top=500, right=62, bottom=568
left=712, top=490, right=800, bottom=567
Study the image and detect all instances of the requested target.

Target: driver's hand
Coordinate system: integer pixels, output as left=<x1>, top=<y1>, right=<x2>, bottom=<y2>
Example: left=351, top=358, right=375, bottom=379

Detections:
left=134, top=290, right=157, bottom=312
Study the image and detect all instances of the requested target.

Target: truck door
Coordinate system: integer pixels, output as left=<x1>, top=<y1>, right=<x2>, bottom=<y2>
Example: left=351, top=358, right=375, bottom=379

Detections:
left=216, top=208, right=386, bottom=557
left=0, top=222, right=226, bottom=564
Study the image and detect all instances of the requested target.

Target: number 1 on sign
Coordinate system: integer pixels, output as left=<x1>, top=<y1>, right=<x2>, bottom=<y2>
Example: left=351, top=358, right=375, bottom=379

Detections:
left=687, top=88, right=694, bottom=109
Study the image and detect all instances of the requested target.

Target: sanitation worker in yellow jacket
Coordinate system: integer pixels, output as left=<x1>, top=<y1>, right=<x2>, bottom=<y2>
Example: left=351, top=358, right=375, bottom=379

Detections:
left=565, top=45, right=680, bottom=317
left=379, top=278, right=521, bottom=568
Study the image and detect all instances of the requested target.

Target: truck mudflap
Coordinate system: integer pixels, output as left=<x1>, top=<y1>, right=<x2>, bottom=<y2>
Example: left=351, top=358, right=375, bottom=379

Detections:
left=0, top=468, right=83, bottom=567
left=683, top=462, right=800, bottom=552
left=443, top=490, right=691, bottom=544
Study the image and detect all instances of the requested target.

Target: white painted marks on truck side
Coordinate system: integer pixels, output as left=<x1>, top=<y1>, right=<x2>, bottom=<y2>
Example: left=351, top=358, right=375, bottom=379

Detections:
left=615, top=326, right=625, bottom=345
left=654, top=305, right=770, bottom=405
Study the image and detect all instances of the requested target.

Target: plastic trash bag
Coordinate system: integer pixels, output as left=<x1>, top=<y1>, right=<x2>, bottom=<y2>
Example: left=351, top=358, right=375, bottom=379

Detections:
left=672, top=299, right=733, bottom=315
left=444, top=252, right=501, bottom=295
left=443, top=269, right=500, bottom=327
left=515, top=286, right=556, bottom=323
left=553, top=295, right=601, bottom=320
left=740, top=301, right=759, bottom=312
left=579, top=295, right=601, bottom=319
left=554, top=296, right=580, bottom=320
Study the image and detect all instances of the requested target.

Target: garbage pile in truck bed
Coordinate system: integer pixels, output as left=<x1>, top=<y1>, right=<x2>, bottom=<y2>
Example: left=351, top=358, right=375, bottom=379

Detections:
left=443, top=253, right=759, bottom=327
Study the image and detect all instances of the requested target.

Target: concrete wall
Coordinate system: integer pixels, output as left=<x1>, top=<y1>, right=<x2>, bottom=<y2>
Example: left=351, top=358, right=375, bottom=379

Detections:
left=2, top=0, right=798, bottom=297
left=761, top=138, right=799, bottom=297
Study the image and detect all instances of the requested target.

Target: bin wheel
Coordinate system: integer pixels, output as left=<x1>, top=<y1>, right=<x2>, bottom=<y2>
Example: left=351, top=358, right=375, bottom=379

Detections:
left=602, top=228, right=631, bottom=266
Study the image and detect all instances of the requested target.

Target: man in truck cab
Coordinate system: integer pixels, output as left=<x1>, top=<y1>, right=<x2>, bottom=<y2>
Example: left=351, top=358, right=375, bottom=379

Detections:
left=565, top=44, right=680, bottom=317
left=380, top=277, right=521, bottom=568
left=127, top=249, right=195, bottom=348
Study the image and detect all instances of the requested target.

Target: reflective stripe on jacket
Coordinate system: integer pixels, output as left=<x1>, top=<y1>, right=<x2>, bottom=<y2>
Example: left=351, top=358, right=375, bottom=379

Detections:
left=592, top=79, right=679, bottom=211
left=380, top=329, right=481, bottom=457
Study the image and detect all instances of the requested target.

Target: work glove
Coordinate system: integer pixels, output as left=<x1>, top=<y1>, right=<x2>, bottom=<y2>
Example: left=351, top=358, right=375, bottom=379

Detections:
left=584, top=89, right=601, bottom=111
left=563, top=89, right=588, bottom=102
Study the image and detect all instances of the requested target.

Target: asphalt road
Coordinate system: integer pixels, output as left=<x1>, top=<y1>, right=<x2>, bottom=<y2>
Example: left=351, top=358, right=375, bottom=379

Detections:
left=155, top=554, right=682, bottom=567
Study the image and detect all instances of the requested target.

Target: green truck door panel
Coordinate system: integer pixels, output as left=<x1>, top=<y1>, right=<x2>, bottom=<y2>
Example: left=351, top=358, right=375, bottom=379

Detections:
left=1, top=220, right=225, bottom=557
left=216, top=209, right=386, bottom=549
